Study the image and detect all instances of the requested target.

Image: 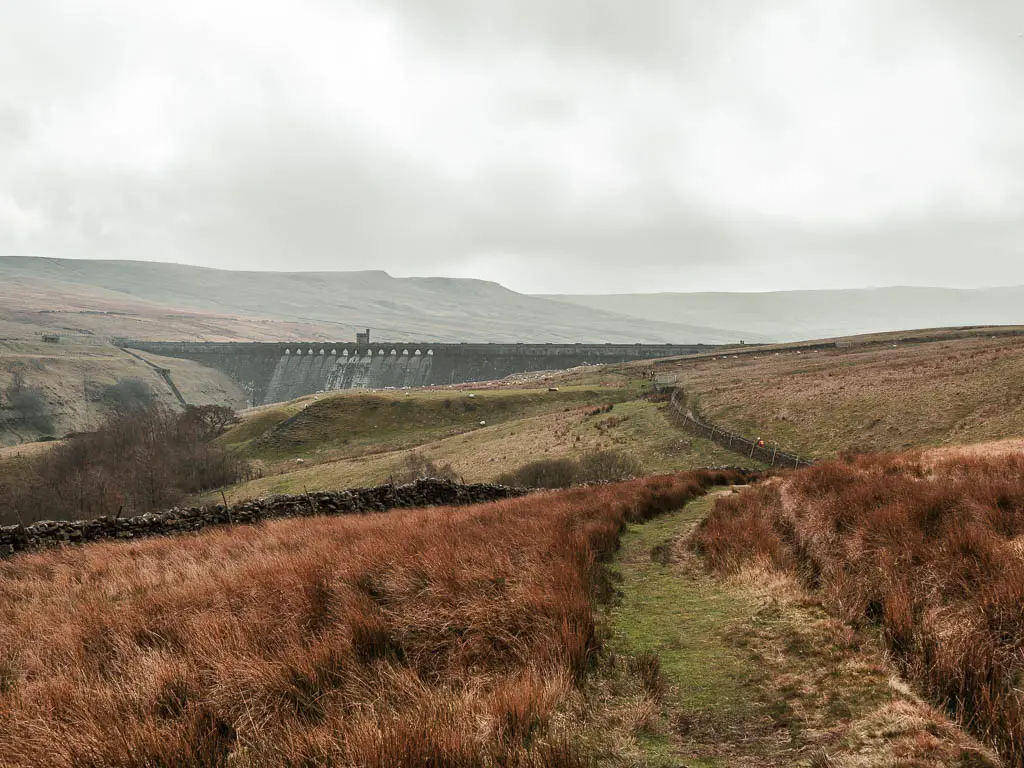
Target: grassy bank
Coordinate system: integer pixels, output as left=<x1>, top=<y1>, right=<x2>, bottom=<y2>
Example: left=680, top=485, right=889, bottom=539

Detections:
left=695, top=451, right=1024, bottom=764
left=649, top=334, right=1024, bottom=458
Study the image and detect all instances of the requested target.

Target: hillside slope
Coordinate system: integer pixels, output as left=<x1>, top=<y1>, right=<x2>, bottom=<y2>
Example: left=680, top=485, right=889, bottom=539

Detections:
left=0, top=339, right=246, bottom=446
left=543, top=286, right=1024, bottom=342
left=0, top=256, right=758, bottom=344
left=642, top=331, right=1024, bottom=458
left=213, top=382, right=750, bottom=500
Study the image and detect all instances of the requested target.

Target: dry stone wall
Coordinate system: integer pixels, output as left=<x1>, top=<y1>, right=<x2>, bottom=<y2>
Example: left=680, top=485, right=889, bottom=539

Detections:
left=0, top=479, right=527, bottom=558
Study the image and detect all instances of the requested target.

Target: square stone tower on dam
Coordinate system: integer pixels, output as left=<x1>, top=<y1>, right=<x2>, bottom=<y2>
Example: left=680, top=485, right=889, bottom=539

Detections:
left=121, top=340, right=715, bottom=406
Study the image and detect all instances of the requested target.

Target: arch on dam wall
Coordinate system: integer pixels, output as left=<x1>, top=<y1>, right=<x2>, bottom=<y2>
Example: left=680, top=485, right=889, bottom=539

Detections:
left=427, top=349, right=434, bottom=356
left=414, top=349, right=421, bottom=356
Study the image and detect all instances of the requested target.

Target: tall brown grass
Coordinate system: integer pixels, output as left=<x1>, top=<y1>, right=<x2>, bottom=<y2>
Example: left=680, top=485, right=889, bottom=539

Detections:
left=694, top=452, right=1024, bottom=764
left=0, top=469, right=742, bottom=766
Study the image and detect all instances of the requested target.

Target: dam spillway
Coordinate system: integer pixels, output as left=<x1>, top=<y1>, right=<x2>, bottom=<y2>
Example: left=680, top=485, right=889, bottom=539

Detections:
left=123, top=341, right=715, bottom=406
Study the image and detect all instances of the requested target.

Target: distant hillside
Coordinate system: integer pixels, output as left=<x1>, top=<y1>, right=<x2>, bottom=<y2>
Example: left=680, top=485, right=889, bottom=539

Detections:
left=0, top=256, right=760, bottom=344
left=644, top=331, right=1024, bottom=459
left=542, top=287, right=1024, bottom=342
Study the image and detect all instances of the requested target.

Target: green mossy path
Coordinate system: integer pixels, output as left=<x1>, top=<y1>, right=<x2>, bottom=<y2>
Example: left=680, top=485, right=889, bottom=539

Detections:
left=603, top=491, right=767, bottom=766
left=592, top=490, right=1002, bottom=767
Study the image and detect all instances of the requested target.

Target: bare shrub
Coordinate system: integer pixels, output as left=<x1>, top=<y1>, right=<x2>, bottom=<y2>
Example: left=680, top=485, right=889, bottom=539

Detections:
left=496, top=451, right=644, bottom=489
left=179, top=404, right=238, bottom=441
left=495, top=458, right=580, bottom=489
left=1, top=372, right=55, bottom=436
left=0, top=404, right=246, bottom=524
left=99, top=377, right=155, bottom=412
left=578, top=450, right=644, bottom=483
left=389, top=452, right=460, bottom=485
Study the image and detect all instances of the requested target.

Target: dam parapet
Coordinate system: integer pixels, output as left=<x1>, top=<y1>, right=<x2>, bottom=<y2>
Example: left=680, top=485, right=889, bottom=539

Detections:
left=121, top=341, right=715, bottom=406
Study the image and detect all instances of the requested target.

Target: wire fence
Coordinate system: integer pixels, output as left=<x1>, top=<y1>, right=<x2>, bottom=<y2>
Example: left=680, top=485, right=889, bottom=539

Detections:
left=667, top=387, right=815, bottom=469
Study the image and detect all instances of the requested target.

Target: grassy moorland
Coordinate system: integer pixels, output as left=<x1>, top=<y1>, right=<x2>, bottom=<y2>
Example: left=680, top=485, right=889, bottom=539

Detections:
left=620, top=331, right=1024, bottom=459
left=214, top=386, right=748, bottom=500
left=0, top=471, right=740, bottom=767
left=223, top=386, right=633, bottom=463
left=694, top=451, right=1024, bottom=764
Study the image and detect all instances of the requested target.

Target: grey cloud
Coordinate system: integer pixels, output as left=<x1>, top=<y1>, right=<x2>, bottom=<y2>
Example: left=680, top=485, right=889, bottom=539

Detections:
left=0, top=0, right=1021, bottom=294
left=375, top=0, right=695, bottom=63
left=0, top=104, right=29, bottom=145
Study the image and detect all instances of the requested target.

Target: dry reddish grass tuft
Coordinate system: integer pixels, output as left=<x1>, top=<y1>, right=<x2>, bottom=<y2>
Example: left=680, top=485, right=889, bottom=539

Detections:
left=0, top=469, right=742, bottom=766
left=694, top=452, right=1024, bottom=764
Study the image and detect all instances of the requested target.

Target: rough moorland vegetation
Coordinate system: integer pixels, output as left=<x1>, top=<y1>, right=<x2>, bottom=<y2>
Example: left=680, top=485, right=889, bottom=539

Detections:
left=694, top=452, right=1024, bottom=763
left=0, top=404, right=245, bottom=525
left=0, top=470, right=742, bottom=766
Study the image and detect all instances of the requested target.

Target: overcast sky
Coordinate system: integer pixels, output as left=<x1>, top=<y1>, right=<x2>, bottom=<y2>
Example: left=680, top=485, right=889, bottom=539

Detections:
left=1, top=1, right=1022, bottom=294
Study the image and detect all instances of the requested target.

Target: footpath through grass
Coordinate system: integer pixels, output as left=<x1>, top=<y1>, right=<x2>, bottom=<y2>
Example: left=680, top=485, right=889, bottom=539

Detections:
left=606, top=494, right=757, bottom=766
left=591, top=490, right=1002, bottom=767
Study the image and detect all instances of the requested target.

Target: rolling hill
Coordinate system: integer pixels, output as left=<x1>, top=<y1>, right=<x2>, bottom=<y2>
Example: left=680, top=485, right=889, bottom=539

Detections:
left=543, top=286, right=1024, bottom=342
left=0, top=256, right=758, bottom=344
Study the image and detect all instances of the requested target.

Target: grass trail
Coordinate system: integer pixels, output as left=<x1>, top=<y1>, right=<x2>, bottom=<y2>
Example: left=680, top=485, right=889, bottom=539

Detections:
left=596, top=490, right=1001, bottom=767
left=604, top=491, right=763, bottom=766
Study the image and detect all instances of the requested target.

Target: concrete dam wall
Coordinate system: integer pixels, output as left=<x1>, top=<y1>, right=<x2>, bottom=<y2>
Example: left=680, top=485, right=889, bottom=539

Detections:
left=124, top=341, right=714, bottom=406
